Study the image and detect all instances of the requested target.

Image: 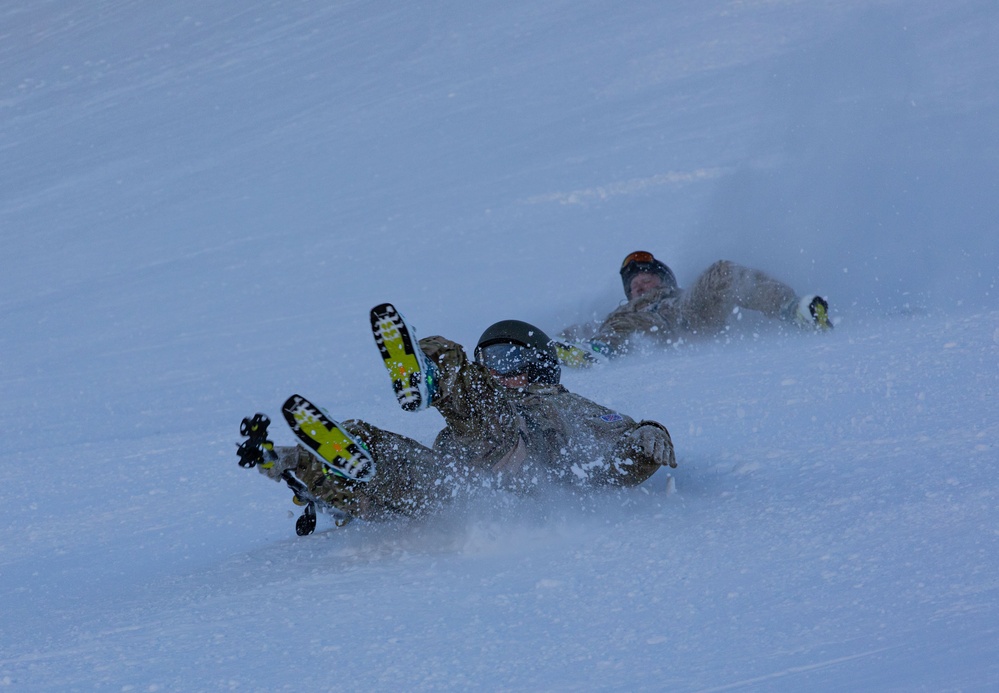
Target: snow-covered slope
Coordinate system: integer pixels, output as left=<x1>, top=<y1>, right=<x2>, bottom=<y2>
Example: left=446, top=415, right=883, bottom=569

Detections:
left=2, top=1, right=997, bottom=690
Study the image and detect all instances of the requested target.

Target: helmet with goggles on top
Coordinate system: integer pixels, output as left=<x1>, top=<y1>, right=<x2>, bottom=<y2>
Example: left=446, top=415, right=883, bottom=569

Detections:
left=619, top=250, right=678, bottom=300
left=474, top=320, right=561, bottom=385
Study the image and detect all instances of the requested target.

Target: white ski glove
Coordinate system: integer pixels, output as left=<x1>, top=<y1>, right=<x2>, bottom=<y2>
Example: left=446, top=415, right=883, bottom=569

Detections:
left=626, top=423, right=676, bottom=468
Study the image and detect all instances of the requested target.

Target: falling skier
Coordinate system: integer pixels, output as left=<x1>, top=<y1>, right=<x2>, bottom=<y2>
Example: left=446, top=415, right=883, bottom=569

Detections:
left=556, top=251, right=833, bottom=364
left=237, top=303, right=675, bottom=534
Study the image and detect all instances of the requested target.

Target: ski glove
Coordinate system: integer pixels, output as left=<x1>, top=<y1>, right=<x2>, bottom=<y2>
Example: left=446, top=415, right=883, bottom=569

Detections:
left=626, top=422, right=676, bottom=468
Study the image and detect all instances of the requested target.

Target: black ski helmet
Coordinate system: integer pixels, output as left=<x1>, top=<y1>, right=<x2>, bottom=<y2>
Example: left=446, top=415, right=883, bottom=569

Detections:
left=474, top=320, right=561, bottom=385
left=620, top=250, right=678, bottom=300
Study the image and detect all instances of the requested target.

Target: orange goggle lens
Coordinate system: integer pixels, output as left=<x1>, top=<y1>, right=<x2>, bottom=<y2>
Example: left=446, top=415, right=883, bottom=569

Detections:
left=621, top=251, right=655, bottom=270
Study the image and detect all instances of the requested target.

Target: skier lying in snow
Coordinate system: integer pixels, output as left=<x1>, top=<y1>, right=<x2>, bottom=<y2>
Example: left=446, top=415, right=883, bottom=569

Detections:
left=237, top=303, right=675, bottom=531
left=556, top=251, right=832, bottom=364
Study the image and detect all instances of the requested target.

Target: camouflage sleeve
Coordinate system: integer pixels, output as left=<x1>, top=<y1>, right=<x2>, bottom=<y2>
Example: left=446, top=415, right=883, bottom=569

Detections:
left=566, top=389, right=674, bottom=486
left=420, top=335, right=526, bottom=474
left=548, top=392, right=654, bottom=487
left=592, top=306, right=674, bottom=354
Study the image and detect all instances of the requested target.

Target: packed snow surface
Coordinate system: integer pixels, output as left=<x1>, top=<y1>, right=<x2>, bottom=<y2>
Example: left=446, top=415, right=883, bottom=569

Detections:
left=2, top=1, right=997, bottom=690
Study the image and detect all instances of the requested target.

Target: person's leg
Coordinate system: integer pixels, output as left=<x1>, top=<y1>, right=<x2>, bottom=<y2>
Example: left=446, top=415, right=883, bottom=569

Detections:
left=272, top=420, right=454, bottom=520
left=681, top=260, right=797, bottom=333
left=340, top=419, right=464, bottom=518
left=266, top=445, right=365, bottom=516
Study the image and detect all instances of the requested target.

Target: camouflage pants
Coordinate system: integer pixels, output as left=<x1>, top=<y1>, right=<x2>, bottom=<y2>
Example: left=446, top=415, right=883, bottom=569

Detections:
left=272, top=336, right=526, bottom=520
left=272, top=421, right=458, bottom=520
left=679, top=260, right=796, bottom=332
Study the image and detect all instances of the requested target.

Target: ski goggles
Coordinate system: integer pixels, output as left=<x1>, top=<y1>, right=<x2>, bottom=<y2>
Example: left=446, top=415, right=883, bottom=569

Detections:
left=621, top=251, right=656, bottom=271
left=477, top=342, right=530, bottom=376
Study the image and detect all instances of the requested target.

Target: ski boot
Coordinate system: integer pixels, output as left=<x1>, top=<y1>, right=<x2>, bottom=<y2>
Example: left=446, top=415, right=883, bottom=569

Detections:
left=279, top=470, right=319, bottom=536
left=370, top=303, right=438, bottom=411
left=281, top=469, right=354, bottom=536
left=785, top=295, right=833, bottom=331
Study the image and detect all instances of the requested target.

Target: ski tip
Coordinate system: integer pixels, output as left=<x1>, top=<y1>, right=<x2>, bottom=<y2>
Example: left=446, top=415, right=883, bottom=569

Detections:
left=282, top=393, right=305, bottom=410
left=281, top=394, right=305, bottom=430
left=370, top=303, right=401, bottom=332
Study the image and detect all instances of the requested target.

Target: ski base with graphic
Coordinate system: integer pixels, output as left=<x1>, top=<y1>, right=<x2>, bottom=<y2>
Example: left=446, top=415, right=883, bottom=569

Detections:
left=281, top=394, right=376, bottom=482
left=370, top=302, right=434, bottom=412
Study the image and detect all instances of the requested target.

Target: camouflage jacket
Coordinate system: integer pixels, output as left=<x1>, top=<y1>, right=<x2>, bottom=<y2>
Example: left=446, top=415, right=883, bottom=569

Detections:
left=424, top=335, right=671, bottom=488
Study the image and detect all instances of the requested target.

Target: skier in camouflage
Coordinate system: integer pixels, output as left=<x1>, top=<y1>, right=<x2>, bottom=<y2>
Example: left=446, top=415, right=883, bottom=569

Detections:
left=245, top=305, right=675, bottom=523
left=558, top=251, right=832, bottom=360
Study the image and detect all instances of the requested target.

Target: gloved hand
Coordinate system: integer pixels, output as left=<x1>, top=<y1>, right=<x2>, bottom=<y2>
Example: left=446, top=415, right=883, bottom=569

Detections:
left=626, top=423, right=676, bottom=468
